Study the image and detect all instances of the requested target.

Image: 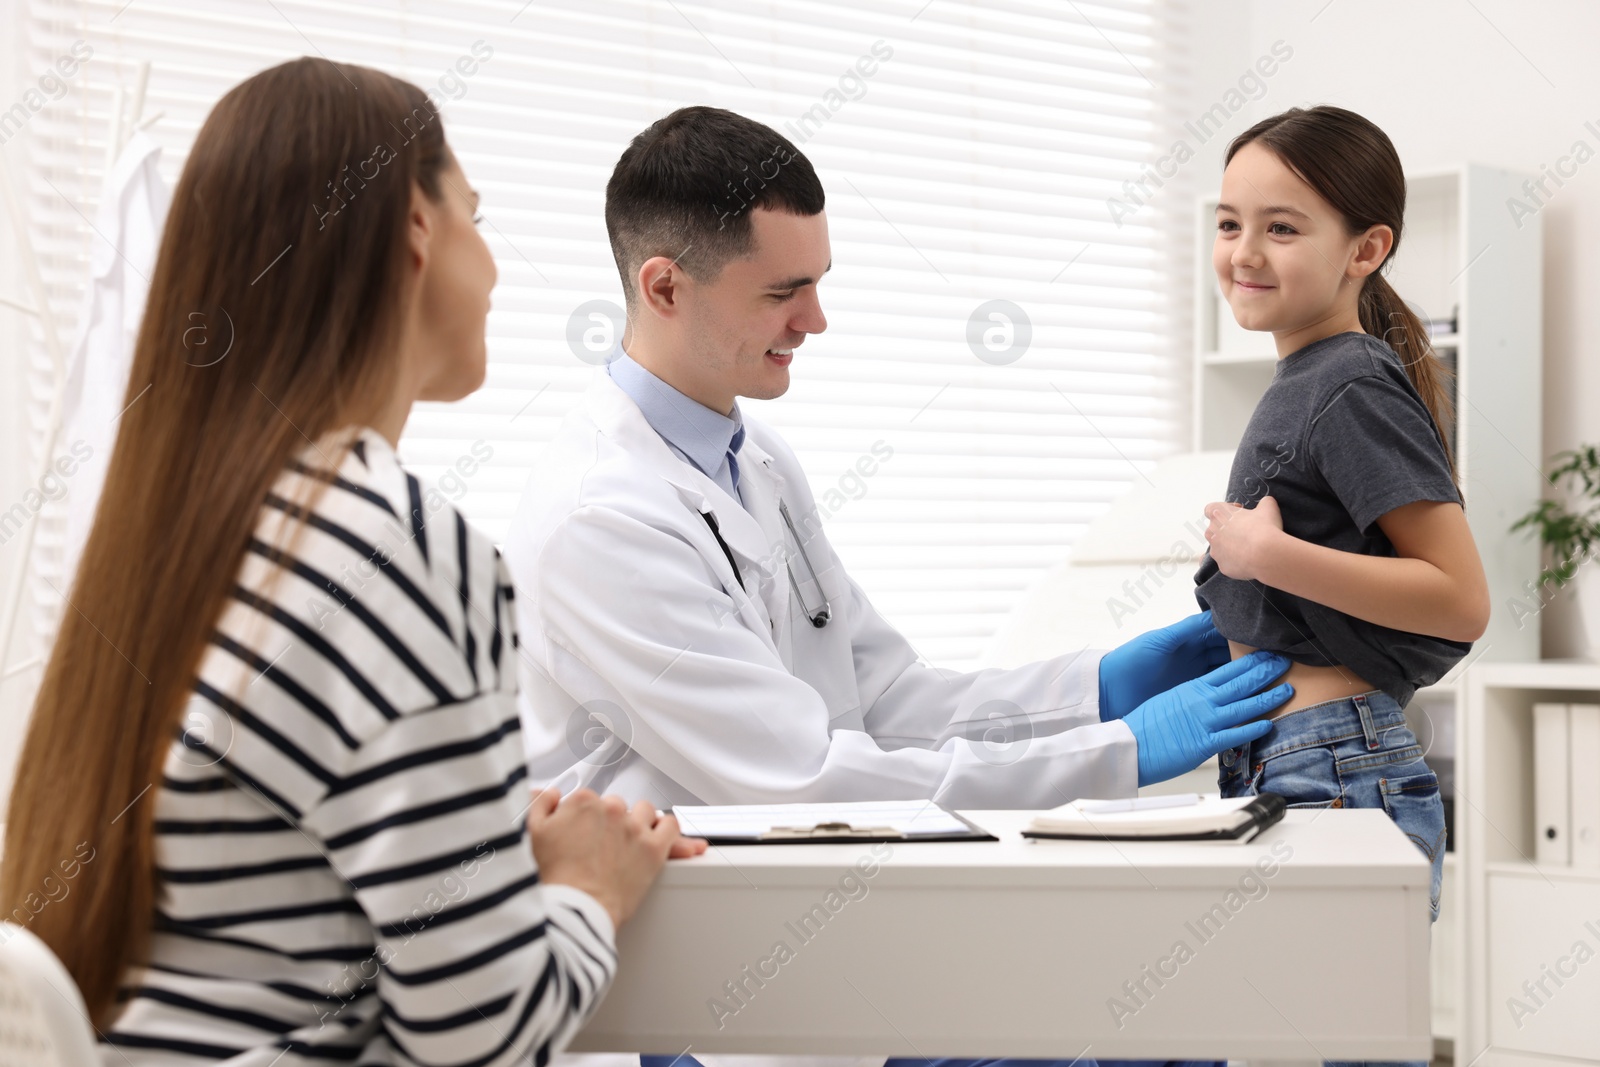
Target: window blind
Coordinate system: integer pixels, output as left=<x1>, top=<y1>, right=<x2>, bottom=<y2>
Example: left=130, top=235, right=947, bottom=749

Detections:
left=20, top=0, right=1191, bottom=673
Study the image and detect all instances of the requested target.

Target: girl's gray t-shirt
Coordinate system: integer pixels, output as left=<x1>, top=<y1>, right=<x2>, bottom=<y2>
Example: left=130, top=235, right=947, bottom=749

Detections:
left=1193, top=330, right=1470, bottom=705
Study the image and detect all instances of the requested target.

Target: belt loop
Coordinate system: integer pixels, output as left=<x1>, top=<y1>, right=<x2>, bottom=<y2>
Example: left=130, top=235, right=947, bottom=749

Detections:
left=1354, top=692, right=1380, bottom=750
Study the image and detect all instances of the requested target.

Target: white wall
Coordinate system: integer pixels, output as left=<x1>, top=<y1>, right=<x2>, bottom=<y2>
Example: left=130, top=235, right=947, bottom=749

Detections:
left=1177, top=0, right=1600, bottom=658
left=0, top=1, right=38, bottom=818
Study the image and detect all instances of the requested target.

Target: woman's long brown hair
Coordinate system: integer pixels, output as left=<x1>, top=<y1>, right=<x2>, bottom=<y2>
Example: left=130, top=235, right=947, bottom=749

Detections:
left=1227, top=105, right=1459, bottom=488
left=1, top=58, right=449, bottom=1026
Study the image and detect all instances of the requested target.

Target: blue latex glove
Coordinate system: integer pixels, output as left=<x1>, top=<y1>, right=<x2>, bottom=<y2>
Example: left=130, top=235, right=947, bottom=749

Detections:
left=1099, top=610, right=1231, bottom=722
left=1123, top=651, right=1293, bottom=787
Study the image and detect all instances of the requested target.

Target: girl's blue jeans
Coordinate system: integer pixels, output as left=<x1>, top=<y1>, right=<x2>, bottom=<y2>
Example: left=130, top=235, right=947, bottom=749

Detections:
left=1218, top=689, right=1446, bottom=1067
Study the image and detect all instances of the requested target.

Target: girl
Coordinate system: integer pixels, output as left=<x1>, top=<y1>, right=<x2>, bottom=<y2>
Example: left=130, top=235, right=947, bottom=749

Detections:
left=1194, top=106, right=1486, bottom=964
left=0, top=58, right=702, bottom=1064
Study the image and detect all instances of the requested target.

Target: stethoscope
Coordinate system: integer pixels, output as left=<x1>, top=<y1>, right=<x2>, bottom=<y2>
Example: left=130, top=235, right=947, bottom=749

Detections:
left=700, top=500, right=832, bottom=628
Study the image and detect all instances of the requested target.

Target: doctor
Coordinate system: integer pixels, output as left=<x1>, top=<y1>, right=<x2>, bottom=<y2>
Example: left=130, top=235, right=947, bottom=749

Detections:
left=508, top=103, right=1289, bottom=1067
left=508, top=104, right=1290, bottom=821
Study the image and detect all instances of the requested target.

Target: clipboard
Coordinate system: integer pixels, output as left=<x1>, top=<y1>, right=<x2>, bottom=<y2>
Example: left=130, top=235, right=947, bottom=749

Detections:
left=670, top=801, right=998, bottom=845
left=1021, top=793, right=1287, bottom=843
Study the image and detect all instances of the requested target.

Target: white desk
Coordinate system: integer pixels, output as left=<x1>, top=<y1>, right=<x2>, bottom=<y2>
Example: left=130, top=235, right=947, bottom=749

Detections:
left=571, top=809, right=1433, bottom=1061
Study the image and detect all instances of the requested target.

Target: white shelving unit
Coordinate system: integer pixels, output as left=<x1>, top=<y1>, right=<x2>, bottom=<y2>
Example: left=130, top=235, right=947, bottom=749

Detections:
left=1190, top=164, right=1545, bottom=1055
left=1459, top=663, right=1600, bottom=1064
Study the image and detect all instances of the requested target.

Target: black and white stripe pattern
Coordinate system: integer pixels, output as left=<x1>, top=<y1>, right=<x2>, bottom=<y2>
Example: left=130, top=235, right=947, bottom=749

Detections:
left=104, top=428, right=616, bottom=1066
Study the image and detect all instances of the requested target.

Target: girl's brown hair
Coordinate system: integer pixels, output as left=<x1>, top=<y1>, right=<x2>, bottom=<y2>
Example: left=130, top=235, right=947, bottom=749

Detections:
left=1, top=57, right=449, bottom=1026
left=1226, top=105, right=1458, bottom=486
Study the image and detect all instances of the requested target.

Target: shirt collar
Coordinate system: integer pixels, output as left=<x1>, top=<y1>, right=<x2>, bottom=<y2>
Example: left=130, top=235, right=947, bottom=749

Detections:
left=607, top=348, right=744, bottom=478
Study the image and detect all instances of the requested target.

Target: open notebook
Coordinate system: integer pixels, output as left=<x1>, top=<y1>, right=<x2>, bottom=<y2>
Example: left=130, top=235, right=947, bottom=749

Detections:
left=1022, top=793, right=1286, bottom=843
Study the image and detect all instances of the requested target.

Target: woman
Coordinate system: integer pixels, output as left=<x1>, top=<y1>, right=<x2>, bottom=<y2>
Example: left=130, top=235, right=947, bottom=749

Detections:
left=0, top=57, right=703, bottom=1064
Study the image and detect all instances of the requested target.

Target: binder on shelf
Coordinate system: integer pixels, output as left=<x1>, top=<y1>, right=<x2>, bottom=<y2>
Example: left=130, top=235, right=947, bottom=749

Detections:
left=1021, top=793, right=1286, bottom=843
left=1534, top=702, right=1571, bottom=866
left=1569, top=703, right=1600, bottom=872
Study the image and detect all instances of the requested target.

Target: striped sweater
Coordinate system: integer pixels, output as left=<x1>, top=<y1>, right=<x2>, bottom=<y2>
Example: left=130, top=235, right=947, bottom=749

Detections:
left=104, top=427, right=616, bottom=1066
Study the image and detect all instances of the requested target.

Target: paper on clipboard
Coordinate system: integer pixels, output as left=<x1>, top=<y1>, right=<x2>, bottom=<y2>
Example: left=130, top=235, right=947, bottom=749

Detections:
left=671, top=800, right=984, bottom=843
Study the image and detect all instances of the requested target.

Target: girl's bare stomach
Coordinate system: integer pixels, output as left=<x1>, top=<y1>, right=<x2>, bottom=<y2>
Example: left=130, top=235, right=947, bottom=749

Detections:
left=1228, top=640, right=1376, bottom=720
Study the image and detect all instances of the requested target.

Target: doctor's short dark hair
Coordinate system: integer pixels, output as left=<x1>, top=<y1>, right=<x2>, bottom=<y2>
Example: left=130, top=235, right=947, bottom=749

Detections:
left=605, top=105, right=825, bottom=314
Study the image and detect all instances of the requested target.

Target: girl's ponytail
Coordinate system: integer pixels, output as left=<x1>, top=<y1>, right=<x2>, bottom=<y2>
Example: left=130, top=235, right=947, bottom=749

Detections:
left=1227, top=105, right=1460, bottom=493
left=1357, top=271, right=1459, bottom=488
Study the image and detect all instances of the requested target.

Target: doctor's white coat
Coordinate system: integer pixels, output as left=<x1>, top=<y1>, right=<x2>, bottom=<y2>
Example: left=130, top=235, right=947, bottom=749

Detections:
left=506, top=372, right=1139, bottom=813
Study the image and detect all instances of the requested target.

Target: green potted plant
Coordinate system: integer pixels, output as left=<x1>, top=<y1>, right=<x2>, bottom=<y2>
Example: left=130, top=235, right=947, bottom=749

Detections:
left=1511, top=444, right=1600, bottom=655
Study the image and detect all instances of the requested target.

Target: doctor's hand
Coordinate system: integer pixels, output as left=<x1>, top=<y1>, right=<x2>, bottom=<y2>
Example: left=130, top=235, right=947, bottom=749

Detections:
left=1098, top=611, right=1231, bottom=722
left=1121, top=651, right=1292, bottom=787
left=526, top=787, right=708, bottom=929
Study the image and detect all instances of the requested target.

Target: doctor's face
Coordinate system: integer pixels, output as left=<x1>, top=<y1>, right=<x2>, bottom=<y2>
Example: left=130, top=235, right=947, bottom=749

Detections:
left=682, top=207, right=830, bottom=413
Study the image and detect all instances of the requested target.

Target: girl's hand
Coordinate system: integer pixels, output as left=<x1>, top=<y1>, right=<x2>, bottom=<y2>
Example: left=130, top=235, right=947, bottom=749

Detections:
left=1204, top=496, right=1286, bottom=582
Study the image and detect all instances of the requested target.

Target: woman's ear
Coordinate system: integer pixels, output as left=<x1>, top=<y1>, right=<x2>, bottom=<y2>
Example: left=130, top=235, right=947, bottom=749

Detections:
left=1348, top=223, right=1395, bottom=282
left=407, top=183, right=435, bottom=272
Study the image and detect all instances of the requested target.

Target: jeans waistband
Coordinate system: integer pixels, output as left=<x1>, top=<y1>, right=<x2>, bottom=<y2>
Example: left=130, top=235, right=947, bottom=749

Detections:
left=1242, top=690, right=1410, bottom=761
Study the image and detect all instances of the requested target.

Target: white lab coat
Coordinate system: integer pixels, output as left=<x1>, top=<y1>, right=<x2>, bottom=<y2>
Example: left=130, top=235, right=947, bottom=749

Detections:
left=60, top=130, right=170, bottom=585
left=507, top=374, right=1139, bottom=1067
left=508, top=372, right=1137, bottom=815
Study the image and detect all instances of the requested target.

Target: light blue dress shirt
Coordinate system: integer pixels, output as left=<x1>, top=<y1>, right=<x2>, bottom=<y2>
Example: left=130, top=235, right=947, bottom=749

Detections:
left=607, top=348, right=747, bottom=508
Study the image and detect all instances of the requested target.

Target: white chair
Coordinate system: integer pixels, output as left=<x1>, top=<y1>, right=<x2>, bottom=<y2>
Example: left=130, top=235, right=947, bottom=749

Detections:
left=0, top=923, right=100, bottom=1067
left=983, top=450, right=1236, bottom=668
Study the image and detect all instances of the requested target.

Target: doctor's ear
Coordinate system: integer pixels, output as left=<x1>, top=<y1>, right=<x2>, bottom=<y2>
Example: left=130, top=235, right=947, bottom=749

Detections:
left=636, top=256, right=686, bottom=319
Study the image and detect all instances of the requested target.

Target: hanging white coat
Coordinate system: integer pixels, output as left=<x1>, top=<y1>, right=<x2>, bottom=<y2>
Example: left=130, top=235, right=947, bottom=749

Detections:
left=506, top=372, right=1138, bottom=811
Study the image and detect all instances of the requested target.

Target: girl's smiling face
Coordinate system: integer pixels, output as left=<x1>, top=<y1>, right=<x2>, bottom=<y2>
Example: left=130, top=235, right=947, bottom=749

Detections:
left=1213, top=141, right=1392, bottom=357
